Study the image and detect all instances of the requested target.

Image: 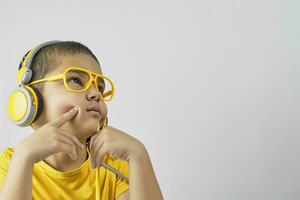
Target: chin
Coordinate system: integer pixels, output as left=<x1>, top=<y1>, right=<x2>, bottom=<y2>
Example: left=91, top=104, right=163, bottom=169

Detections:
left=70, top=112, right=104, bottom=136
left=79, top=121, right=99, bottom=134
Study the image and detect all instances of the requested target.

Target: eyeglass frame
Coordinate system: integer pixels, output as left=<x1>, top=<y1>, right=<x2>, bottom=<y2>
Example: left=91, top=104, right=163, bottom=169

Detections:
left=26, top=66, right=115, bottom=102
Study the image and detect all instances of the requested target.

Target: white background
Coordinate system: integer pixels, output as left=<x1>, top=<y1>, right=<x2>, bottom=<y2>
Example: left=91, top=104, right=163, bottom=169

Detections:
left=0, top=1, right=299, bottom=199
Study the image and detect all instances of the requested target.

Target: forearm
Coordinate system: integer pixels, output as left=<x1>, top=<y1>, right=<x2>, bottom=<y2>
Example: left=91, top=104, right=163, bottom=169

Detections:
left=0, top=150, right=33, bottom=200
left=128, top=146, right=164, bottom=200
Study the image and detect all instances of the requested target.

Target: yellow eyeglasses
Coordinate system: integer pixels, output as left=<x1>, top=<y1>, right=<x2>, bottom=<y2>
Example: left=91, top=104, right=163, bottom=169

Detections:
left=26, top=66, right=115, bottom=102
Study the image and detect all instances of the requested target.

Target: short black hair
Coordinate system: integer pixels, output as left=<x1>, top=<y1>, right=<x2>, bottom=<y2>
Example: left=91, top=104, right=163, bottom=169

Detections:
left=18, top=41, right=100, bottom=84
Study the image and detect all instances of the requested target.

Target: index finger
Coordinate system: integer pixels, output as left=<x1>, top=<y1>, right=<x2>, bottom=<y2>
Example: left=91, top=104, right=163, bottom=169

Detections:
left=49, top=107, right=79, bottom=127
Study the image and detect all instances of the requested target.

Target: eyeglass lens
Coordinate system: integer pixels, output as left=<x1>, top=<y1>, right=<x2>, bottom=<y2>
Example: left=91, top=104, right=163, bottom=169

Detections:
left=65, top=69, right=112, bottom=101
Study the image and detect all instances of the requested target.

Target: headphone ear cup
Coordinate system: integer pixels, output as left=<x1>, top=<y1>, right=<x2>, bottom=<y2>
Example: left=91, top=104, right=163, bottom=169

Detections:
left=7, top=85, right=41, bottom=127
left=29, top=86, right=43, bottom=123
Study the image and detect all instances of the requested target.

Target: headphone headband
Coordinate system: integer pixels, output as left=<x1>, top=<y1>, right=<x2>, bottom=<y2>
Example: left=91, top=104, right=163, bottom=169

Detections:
left=17, top=40, right=63, bottom=85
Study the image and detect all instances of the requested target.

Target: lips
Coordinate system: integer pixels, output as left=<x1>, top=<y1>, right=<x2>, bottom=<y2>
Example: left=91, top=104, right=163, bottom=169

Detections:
left=86, top=105, right=102, bottom=117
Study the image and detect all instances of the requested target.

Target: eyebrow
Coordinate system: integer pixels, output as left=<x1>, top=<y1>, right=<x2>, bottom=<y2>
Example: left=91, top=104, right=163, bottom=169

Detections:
left=67, top=69, right=102, bottom=76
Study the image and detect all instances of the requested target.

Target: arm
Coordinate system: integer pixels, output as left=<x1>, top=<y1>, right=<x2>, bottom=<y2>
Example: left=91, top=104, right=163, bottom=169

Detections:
left=124, top=145, right=164, bottom=200
left=0, top=149, right=33, bottom=200
left=0, top=107, right=84, bottom=200
left=88, top=126, right=164, bottom=200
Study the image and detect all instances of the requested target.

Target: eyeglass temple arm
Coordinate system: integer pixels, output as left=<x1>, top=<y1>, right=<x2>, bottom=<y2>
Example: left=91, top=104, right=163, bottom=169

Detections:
left=26, top=74, right=64, bottom=86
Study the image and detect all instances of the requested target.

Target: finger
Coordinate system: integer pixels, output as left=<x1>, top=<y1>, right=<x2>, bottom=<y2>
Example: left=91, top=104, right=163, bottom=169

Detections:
left=56, top=133, right=82, bottom=154
left=58, top=130, right=85, bottom=149
left=89, top=133, right=99, bottom=155
left=92, top=141, right=105, bottom=168
left=91, top=142, right=103, bottom=168
left=89, top=134, right=97, bottom=167
left=56, top=135, right=78, bottom=159
left=50, top=107, right=79, bottom=127
left=96, top=146, right=108, bottom=168
left=52, top=139, right=77, bottom=160
left=89, top=133, right=103, bottom=167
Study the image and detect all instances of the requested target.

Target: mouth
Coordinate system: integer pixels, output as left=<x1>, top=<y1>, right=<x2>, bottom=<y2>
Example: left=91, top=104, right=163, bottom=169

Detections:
left=86, top=104, right=102, bottom=120
left=86, top=110, right=101, bottom=117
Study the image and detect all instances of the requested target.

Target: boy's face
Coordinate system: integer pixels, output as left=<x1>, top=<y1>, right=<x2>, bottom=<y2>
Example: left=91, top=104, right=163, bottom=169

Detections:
left=32, top=54, right=108, bottom=142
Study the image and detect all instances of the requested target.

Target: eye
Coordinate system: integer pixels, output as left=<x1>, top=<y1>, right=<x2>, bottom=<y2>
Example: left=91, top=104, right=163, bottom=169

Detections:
left=98, top=84, right=105, bottom=94
left=68, top=77, right=83, bottom=86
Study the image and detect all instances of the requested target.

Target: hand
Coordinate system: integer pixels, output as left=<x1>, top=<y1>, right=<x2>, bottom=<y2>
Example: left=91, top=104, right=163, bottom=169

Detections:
left=14, top=107, right=85, bottom=164
left=89, top=125, right=146, bottom=168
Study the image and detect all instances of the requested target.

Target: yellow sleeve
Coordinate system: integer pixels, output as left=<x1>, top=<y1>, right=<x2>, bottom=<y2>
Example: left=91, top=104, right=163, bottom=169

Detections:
left=114, top=158, right=129, bottom=199
left=0, top=148, right=13, bottom=190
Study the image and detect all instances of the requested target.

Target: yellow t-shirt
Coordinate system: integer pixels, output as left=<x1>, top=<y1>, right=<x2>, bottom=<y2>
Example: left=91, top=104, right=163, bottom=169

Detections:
left=0, top=146, right=129, bottom=200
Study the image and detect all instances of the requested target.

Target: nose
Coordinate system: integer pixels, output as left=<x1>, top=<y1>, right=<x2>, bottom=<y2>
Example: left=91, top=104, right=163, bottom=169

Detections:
left=86, top=78, right=102, bottom=102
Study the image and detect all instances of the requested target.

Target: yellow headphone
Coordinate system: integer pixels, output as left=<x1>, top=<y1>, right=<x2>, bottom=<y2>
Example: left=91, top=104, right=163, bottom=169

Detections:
left=7, top=40, right=108, bottom=130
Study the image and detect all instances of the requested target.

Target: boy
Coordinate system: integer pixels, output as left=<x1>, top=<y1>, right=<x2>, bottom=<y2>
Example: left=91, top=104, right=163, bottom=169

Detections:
left=0, top=41, right=163, bottom=200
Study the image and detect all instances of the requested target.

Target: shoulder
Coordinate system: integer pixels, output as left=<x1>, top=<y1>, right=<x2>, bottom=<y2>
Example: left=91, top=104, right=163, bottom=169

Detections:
left=0, top=147, right=14, bottom=180
left=105, top=154, right=129, bottom=177
left=101, top=154, right=129, bottom=198
left=0, top=147, right=14, bottom=162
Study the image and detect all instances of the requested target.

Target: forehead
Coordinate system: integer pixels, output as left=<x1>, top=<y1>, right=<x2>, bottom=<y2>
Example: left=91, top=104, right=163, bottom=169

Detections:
left=50, top=54, right=102, bottom=75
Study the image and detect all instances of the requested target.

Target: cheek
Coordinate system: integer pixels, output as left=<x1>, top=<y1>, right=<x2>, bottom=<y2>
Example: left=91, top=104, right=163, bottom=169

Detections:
left=44, top=94, right=84, bottom=120
left=42, top=91, right=108, bottom=123
left=100, top=103, right=108, bottom=117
